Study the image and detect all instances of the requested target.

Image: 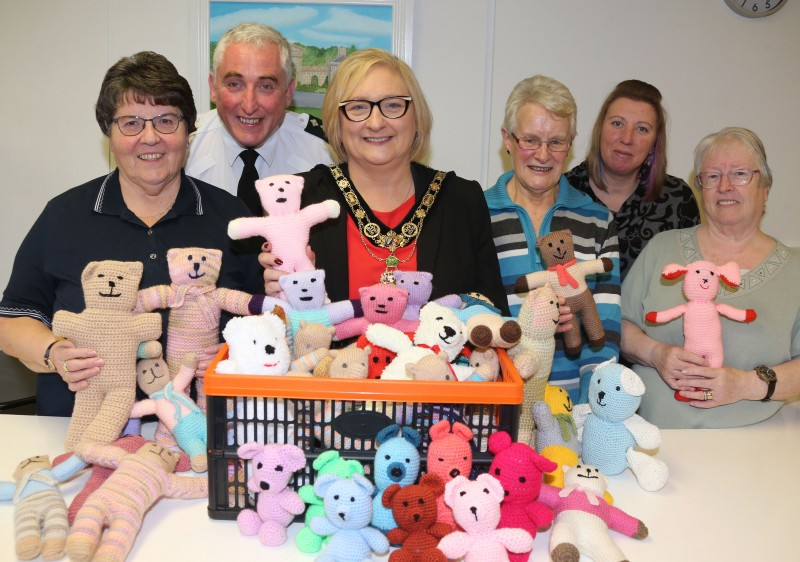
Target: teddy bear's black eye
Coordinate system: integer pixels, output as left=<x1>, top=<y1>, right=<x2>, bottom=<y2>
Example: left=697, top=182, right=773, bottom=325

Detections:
left=117, top=276, right=123, bottom=280
left=483, top=488, right=490, bottom=494
left=98, top=274, right=105, bottom=278
left=519, top=476, right=526, bottom=483
left=463, top=456, right=468, bottom=460
left=388, top=297, right=394, bottom=302
left=494, top=468, right=501, bottom=475
left=350, top=496, right=355, bottom=502
left=372, top=357, right=379, bottom=363
left=548, top=242, right=553, bottom=247
left=438, top=458, right=444, bottom=462
left=310, top=278, right=316, bottom=283
left=201, top=256, right=207, bottom=262
left=275, top=465, right=284, bottom=472
left=278, top=187, right=285, bottom=192
left=256, top=462, right=262, bottom=469
left=370, top=296, right=376, bottom=301
left=187, top=255, right=193, bottom=260
left=459, top=491, right=466, bottom=496
left=384, top=454, right=391, bottom=460
left=405, top=458, right=410, bottom=463
left=413, top=281, right=419, bottom=285
left=403, top=500, right=409, bottom=507
left=418, top=498, right=424, bottom=504
left=696, top=269, right=701, bottom=274
left=334, top=495, right=340, bottom=500
left=616, top=386, right=621, bottom=391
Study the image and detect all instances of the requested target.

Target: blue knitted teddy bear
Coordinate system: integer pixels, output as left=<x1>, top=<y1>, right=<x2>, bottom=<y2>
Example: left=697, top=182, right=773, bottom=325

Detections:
left=310, top=473, right=389, bottom=562
left=371, top=424, right=422, bottom=533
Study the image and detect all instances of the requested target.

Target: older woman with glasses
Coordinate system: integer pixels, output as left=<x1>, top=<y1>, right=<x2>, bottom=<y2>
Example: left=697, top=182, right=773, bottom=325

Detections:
left=260, top=48, right=507, bottom=311
left=621, top=127, right=800, bottom=428
left=484, top=75, right=621, bottom=403
left=0, top=51, right=262, bottom=416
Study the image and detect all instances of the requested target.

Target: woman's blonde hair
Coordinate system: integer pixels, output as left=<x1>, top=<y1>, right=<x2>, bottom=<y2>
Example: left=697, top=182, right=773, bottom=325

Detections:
left=322, top=48, right=432, bottom=163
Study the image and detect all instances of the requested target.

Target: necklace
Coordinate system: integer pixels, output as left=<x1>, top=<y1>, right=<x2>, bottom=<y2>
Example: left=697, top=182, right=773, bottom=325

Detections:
left=134, top=198, right=176, bottom=220
left=330, top=164, right=446, bottom=284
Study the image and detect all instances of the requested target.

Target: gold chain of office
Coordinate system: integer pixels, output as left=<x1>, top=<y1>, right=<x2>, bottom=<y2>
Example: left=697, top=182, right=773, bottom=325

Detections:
left=329, top=164, right=446, bottom=283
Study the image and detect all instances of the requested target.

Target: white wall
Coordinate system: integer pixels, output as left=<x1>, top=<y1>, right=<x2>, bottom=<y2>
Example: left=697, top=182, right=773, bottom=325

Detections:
left=1, top=0, right=798, bottom=290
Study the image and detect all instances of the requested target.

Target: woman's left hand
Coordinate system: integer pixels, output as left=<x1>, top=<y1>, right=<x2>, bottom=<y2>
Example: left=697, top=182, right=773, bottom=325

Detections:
left=675, top=365, right=751, bottom=407
left=196, top=343, right=223, bottom=378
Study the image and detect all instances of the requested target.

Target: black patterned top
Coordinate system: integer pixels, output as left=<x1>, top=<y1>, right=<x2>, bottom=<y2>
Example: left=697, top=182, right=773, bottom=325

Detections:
left=566, top=161, right=701, bottom=280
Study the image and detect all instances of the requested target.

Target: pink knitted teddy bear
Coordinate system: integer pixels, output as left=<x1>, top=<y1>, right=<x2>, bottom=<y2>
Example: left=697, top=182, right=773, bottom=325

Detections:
left=236, top=442, right=307, bottom=547
left=646, top=260, right=756, bottom=400
left=438, top=473, right=535, bottom=562
left=227, top=173, right=340, bottom=273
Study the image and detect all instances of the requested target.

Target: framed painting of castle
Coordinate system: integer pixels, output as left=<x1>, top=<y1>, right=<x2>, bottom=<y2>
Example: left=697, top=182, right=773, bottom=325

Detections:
left=194, top=0, right=414, bottom=114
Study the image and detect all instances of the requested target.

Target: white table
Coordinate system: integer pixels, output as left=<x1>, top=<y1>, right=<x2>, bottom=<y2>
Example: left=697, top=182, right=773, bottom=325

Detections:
left=2, top=402, right=799, bottom=561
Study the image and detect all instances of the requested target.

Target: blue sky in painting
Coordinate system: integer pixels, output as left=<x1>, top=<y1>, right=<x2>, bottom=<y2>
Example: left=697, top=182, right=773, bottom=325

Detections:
left=210, top=2, right=393, bottom=50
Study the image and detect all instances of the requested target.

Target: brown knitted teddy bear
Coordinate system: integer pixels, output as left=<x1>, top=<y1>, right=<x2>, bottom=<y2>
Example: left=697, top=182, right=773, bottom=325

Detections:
left=382, top=473, right=451, bottom=562
left=53, top=260, right=161, bottom=451
left=514, top=230, right=613, bottom=356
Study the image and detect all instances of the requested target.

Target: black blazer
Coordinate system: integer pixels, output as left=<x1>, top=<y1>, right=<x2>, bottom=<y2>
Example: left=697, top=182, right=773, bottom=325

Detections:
left=301, top=163, right=509, bottom=315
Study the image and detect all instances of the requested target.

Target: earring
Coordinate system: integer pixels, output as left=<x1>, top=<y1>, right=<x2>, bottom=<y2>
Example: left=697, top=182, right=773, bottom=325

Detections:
left=506, top=149, right=510, bottom=155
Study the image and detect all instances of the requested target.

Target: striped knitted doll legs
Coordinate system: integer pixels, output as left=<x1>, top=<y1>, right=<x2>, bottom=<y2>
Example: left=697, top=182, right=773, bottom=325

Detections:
left=14, top=490, right=68, bottom=561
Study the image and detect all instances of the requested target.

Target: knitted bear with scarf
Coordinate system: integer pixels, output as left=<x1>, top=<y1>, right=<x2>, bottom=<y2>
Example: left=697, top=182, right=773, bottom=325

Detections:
left=371, top=425, right=422, bottom=533
left=573, top=358, right=669, bottom=492
left=383, top=473, right=451, bottom=561
left=514, top=229, right=613, bottom=356
left=130, top=353, right=207, bottom=472
left=66, top=441, right=207, bottom=562
left=487, top=431, right=557, bottom=562
left=0, top=454, right=86, bottom=561
left=538, top=464, right=648, bottom=562
left=438, top=473, right=535, bottom=562
left=646, top=260, right=756, bottom=401
left=53, top=260, right=162, bottom=451
left=134, top=247, right=266, bottom=410
left=236, top=442, right=306, bottom=547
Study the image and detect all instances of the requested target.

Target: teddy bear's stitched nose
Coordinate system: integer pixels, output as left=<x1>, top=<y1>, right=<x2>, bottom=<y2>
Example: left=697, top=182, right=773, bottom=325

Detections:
left=265, top=345, right=275, bottom=355
left=260, top=481, right=270, bottom=491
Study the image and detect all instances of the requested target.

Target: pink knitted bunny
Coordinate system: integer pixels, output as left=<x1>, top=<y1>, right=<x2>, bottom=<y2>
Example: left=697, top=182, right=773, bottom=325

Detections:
left=646, top=260, right=756, bottom=401
left=236, top=442, right=307, bottom=547
left=227, top=174, right=340, bottom=273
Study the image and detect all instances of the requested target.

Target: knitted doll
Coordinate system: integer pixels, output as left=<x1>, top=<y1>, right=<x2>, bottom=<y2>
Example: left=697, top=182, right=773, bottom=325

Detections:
left=53, top=260, right=162, bottom=451
left=487, top=431, right=557, bottom=562
left=573, top=358, right=669, bottom=492
left=371, top=425, right=422, bottom=533
left=228, top=174, right=340, bottom=274
left=438, top=474, right=535, bottom=562
left=295, top=450, right=365, bottom=553
left=394, top=270, right=462, bottom=321
left=426, top=420, right=474, bottom=528
left=514, top=230, right=613, bottom=355
left=130, top=353, right=207, bottom=472
left=236, top=442, right=306, bottom=546
left=538, top=464, right=648, bottom=562
left=66, top=441, right=207, bottom=562
left=646, top=260, right=756, bottom=401
left=507, top=283, right=560, bottom=446
left=310, top=473, right=390, bottom=562
left=532, top=384, right=581, bottom=489
left=335, top=282, right=416, bottom=340
left=383, top=473, right=451, bottom=561
left=134, top=247, right=266, bottom=408
left=215, top=314, right=292, bottom=375
left=0, top=454, right=86, bottom=561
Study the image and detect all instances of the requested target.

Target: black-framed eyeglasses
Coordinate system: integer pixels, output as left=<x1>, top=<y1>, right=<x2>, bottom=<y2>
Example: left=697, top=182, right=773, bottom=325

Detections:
left=338, top=96, right=413, bottom=122
left=509, top=132, right=571, bottom=153
left=696, top=169, right=760, bottom=189
left=111, top=113, right=184, bottom=136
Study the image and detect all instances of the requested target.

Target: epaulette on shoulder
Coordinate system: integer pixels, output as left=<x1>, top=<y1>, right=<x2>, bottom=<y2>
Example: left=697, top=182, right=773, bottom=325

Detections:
left=304, top=115, right=328, bottom=142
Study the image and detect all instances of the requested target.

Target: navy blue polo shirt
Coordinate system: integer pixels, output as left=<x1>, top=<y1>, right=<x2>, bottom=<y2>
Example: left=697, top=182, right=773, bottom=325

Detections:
left=0, top=169, right=262, bottom=416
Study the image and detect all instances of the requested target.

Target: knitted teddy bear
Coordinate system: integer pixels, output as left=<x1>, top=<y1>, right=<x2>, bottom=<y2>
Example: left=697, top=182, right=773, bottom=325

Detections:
left=468, top=347, right=501, bottom=382
left=507, top=283, right=560, bottom=445
left=0, top=454, right=86, bottom=561
left=538, top=464, right=648, bottom=562
left=371, top=425, right=422, bottom=533
left=532, top=384, right=581, bottom=489
left=311, top=346, right=371, bottom=379
left=646, top=260, right=756, bottom=401
left=134, top=247, right=267, bottom=408
left=335, top=282, right=416, bottom=341
left=294, top=320, right=336, bottom=359
left=514, top=229, right=614, bottom=356
left=573, top=358, right=669, bottom=492
left=383, top=473, right=451, bottom=561
left=236, top=442, right=307, bottom=546
left=228, top=174, right=340, bottom=275
left=487, top=430, right=557, bottom=562
left=130, top=353, right=207, bottom=472
left=215, top=314, right=292, bottom=375
left=427, top=420, right=474, bottom=528
left=310, top=473, right=390, bottom=562
left=394, top=270, right=462, bottom=321
left=66, top=440, right=207, bottom=562
left=438, top=473, right=535, bottom=562
left=406, top=350, right=458, bottom=381
left=53, top=260, right=162, bottom=451
left=295, top=450, right=365, bottom=553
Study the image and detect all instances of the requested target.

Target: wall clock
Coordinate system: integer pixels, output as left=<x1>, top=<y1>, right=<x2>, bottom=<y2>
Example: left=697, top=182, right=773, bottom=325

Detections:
left=724, top=0, right=787, bottom=18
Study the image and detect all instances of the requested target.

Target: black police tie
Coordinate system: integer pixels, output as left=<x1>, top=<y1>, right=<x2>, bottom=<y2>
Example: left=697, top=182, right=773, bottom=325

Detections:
left=237, top=149, right=261, bottom=215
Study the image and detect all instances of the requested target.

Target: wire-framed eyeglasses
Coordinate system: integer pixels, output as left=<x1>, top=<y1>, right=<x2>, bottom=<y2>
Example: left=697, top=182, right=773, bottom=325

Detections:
left=338, top=96, right=413, bottom=122
left=696, top=169, right=760, bottom=189
left=509, top=132, right=571, bottom=152
left=111, top=113, right=185, bottom=136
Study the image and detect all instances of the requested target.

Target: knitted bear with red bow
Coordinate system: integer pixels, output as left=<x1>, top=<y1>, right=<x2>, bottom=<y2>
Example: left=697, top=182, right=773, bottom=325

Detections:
left=646, top=260, right=756, bottom=401
left=514, top=230, right=613, bottom=356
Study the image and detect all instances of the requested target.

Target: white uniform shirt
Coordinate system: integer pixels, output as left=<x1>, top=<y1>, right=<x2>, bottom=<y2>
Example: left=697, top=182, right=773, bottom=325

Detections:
left=186, top=109, right=334, bottom=195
